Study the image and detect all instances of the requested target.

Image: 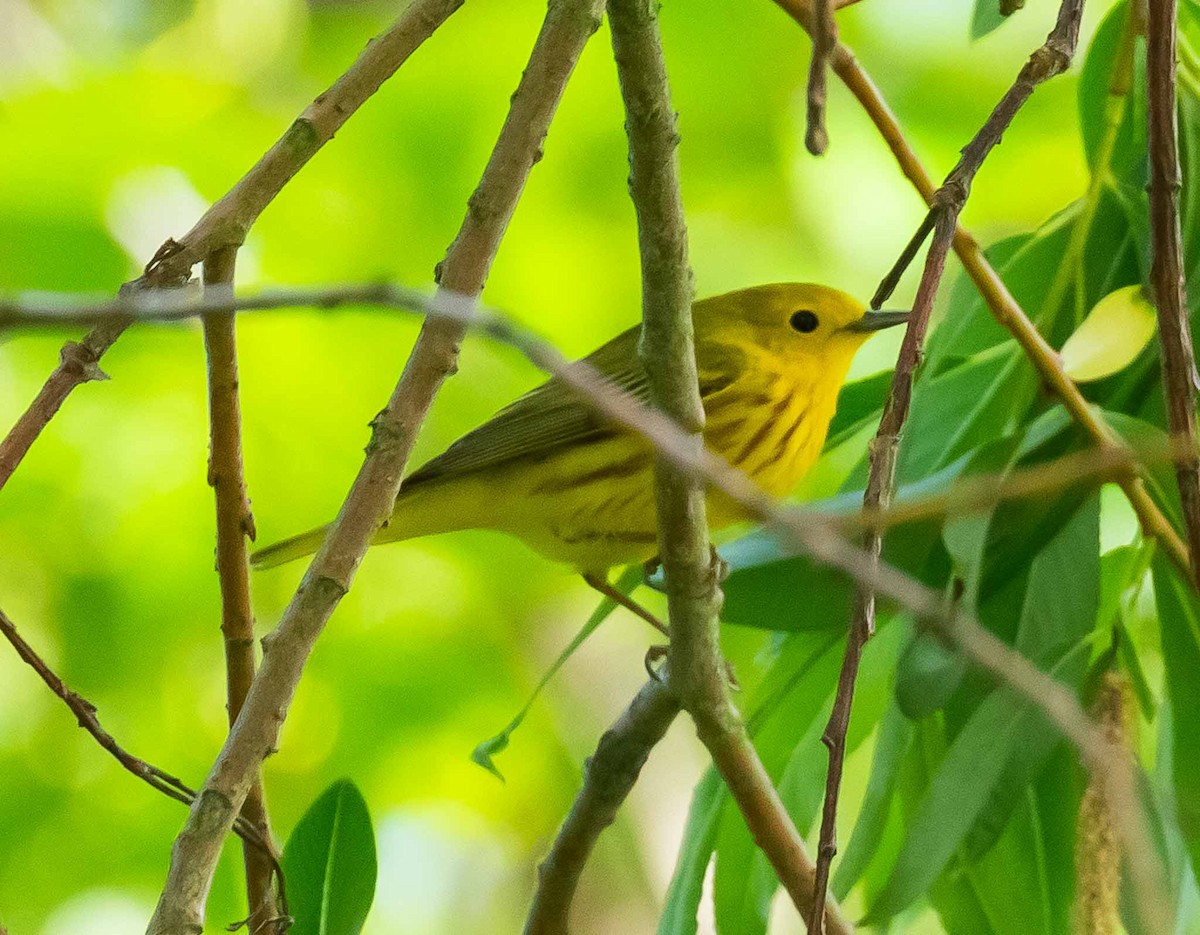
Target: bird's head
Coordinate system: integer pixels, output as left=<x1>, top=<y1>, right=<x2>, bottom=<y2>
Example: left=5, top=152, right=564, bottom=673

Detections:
left=694, top=282, right=909, bottom=376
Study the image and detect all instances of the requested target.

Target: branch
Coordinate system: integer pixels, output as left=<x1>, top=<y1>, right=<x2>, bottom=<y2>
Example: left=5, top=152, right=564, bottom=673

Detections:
left=1147, top=0, right=1200, bottom=587
left=809, top=5, right=1087, bottom=928
left=524, top=679, right=680, bottom=935
left=0, top=0, right=463, bottom=496
left=200, top=249, right=279, bottom=930
left=15, top=279, right=1200, bottom=528
left=0, top=606, right=277, bottom=866
left=607, top=1, right=850, bottom=931
left=769, top=0, right=1192, bottom=578
left=145, top=2, right=603, bottom=931
left=805, top=0, right=837, bottom=154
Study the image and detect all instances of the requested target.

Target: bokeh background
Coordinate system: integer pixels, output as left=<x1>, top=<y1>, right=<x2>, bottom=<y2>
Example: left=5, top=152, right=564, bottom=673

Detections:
left=0, top=0, right=1119, bottom=931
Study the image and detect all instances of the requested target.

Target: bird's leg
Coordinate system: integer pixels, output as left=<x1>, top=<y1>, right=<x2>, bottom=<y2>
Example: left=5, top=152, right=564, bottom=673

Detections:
left=582, top=572, right=669, bottom=637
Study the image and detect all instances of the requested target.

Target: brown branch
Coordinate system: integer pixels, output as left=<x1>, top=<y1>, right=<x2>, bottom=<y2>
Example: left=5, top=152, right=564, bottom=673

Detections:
left=524, top=679, right=680, bottom=935
left=14, top=280, right=1200, bottom=529
left=607, top=1, right=850, bottom=931
left=0, top=606, right=278, bottom=866
left=770, top=0, right=1191, bottom=578
left=0, top=0, right=463, bottom=497
left=200, top=249, right=278, bottom=931
left=809, top=5, right=1086, bottom=930
left=146, top=3, right=603, bottom=931
left=1147, top=0, right=1200, bottom=587
left=805, top=0, right=837, bottom=155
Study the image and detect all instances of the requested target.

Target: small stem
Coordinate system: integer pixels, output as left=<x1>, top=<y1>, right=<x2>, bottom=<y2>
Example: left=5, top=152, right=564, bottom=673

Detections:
left=805, top=0, right=837, bottom=154
left=1147, top=0, right=1200, bottom=588
left=1037, top=0, right=1140, bottom=330
left=0, top=606, right=276, bottom=862
left=201, top=248, right=279, bottom=928
left=809, top=3, right=1087, bottom=929
left=524, top=679, right=680, bottom=935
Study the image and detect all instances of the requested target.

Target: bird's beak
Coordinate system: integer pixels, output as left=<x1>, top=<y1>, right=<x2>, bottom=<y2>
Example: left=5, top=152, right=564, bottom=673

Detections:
left=845, top=309, right=911, bottom=333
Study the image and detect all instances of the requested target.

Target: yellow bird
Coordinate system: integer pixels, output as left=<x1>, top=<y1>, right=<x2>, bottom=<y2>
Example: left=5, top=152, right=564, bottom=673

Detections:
left=253, top=283, right=906, bottom=615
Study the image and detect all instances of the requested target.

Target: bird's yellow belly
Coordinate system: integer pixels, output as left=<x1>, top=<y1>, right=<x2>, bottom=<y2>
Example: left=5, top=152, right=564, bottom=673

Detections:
left=497, top=401, right=831, bottom=571
left=391, top=378, right=837, bottom=575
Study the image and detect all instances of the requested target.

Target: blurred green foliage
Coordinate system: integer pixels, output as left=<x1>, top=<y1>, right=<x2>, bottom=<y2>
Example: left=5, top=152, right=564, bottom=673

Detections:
left=3, top=0, right=1196, bottom=932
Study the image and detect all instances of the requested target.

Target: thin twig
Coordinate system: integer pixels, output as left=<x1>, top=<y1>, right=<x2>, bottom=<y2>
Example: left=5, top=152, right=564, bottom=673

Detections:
left=805, top=0, right=837, bottom=154
left=0, top=0, right=463, bottom=496
left=769, top=0, right=1191, bottom=578
left=809, top=5, right=1086, bottom=929
left=524, top=679, right=681, bottom=935
left=1147, top=0, right=1200, bottom=587
left=146, top=3, right=603, bottom=931
left=200, top=249, right=280, bottom=931
left=0, top=606, right=278, bottom=865
left=607, top=0, right=850, bottom=930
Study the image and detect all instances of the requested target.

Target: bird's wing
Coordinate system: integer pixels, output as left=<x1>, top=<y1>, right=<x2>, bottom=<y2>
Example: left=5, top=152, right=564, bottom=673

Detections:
left=402, top=325, right=648, bottom=488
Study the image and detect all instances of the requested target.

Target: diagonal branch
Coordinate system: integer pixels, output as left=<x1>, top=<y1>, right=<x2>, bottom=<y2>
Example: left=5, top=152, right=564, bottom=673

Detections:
left=808, top=3, right=1087, bottom=930
left=145, top=2, right=604, bottom=931
left=200, top=249, right=279, bottom=930
left=769, top=0, right=1191, bottom=578
left=1147, top=0, right=1200, bottom=588
left=608, top=1, right=850, bottom=931
left=0, top=606, right=278, bottom=868
left=805, top=0, right=837, bottom=154
left=524, top=679, right=681, bottom=935
left=0, top=0, right=463, bottom=495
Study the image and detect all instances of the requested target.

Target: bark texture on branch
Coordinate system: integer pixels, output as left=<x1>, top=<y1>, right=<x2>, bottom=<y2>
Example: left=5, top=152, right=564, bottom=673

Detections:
left=524, top=679, right=680, bottom=935
left=1147, top=0, right=1200, bottom=588
left=808, top=3, right=1086, bottom=929
left=200, top=249, right=278, bottom=928
left=608, top=1, right=850, bottom=930
left=145, top=2, right=602, bottom=931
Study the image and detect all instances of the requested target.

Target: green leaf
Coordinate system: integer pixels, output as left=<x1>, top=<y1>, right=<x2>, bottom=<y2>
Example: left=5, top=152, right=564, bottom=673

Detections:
left=825, top=370, right=891, bottom=448
left=896, top=346, right=1024, bottom=481
left=471, top=564, right=642, bottom=779
left=719, top=458, right=971, bottom=631
left=964, top=495, right=1100, bottom=860
left=659, top=768, right=727, bottom=935
left=1031, top=744, right=1086, bottom=935
left=1151, top=556, right=1200, bottom=876
left=895, top=632, right=967, bottom=720
left=865, top=645, right=1091, bottom=925
left=282, top=780, right=377, bottom=935
left=1078, top=1, right=1146, bottom=183
left=970, top=0, right=1007, bottom=39
left=926, top=214, right=1074, bottom=374
left=1060, top=285, right=1157, bottom=382
left=865, top=498, right=1099, bottom=924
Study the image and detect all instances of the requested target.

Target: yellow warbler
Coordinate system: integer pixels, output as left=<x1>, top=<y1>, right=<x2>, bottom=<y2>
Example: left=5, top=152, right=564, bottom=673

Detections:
left=253, top=283, right=906, bottom=590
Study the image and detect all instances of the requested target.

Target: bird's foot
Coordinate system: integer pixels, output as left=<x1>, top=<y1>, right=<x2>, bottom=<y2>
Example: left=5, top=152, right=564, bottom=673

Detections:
left=644, top=644, right=668, bottom=681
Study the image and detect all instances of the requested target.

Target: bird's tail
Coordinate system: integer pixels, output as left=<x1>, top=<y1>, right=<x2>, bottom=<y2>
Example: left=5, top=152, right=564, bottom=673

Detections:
left=250, top=526, right=331, bottom=569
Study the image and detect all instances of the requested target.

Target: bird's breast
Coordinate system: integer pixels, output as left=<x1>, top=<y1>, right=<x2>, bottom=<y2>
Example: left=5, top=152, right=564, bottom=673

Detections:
left=702, top=371, right=837, bottom=498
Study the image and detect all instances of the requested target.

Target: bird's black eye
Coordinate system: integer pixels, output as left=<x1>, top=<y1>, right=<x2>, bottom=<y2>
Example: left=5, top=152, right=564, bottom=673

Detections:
left=790, top=310, right=819, bottom=333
